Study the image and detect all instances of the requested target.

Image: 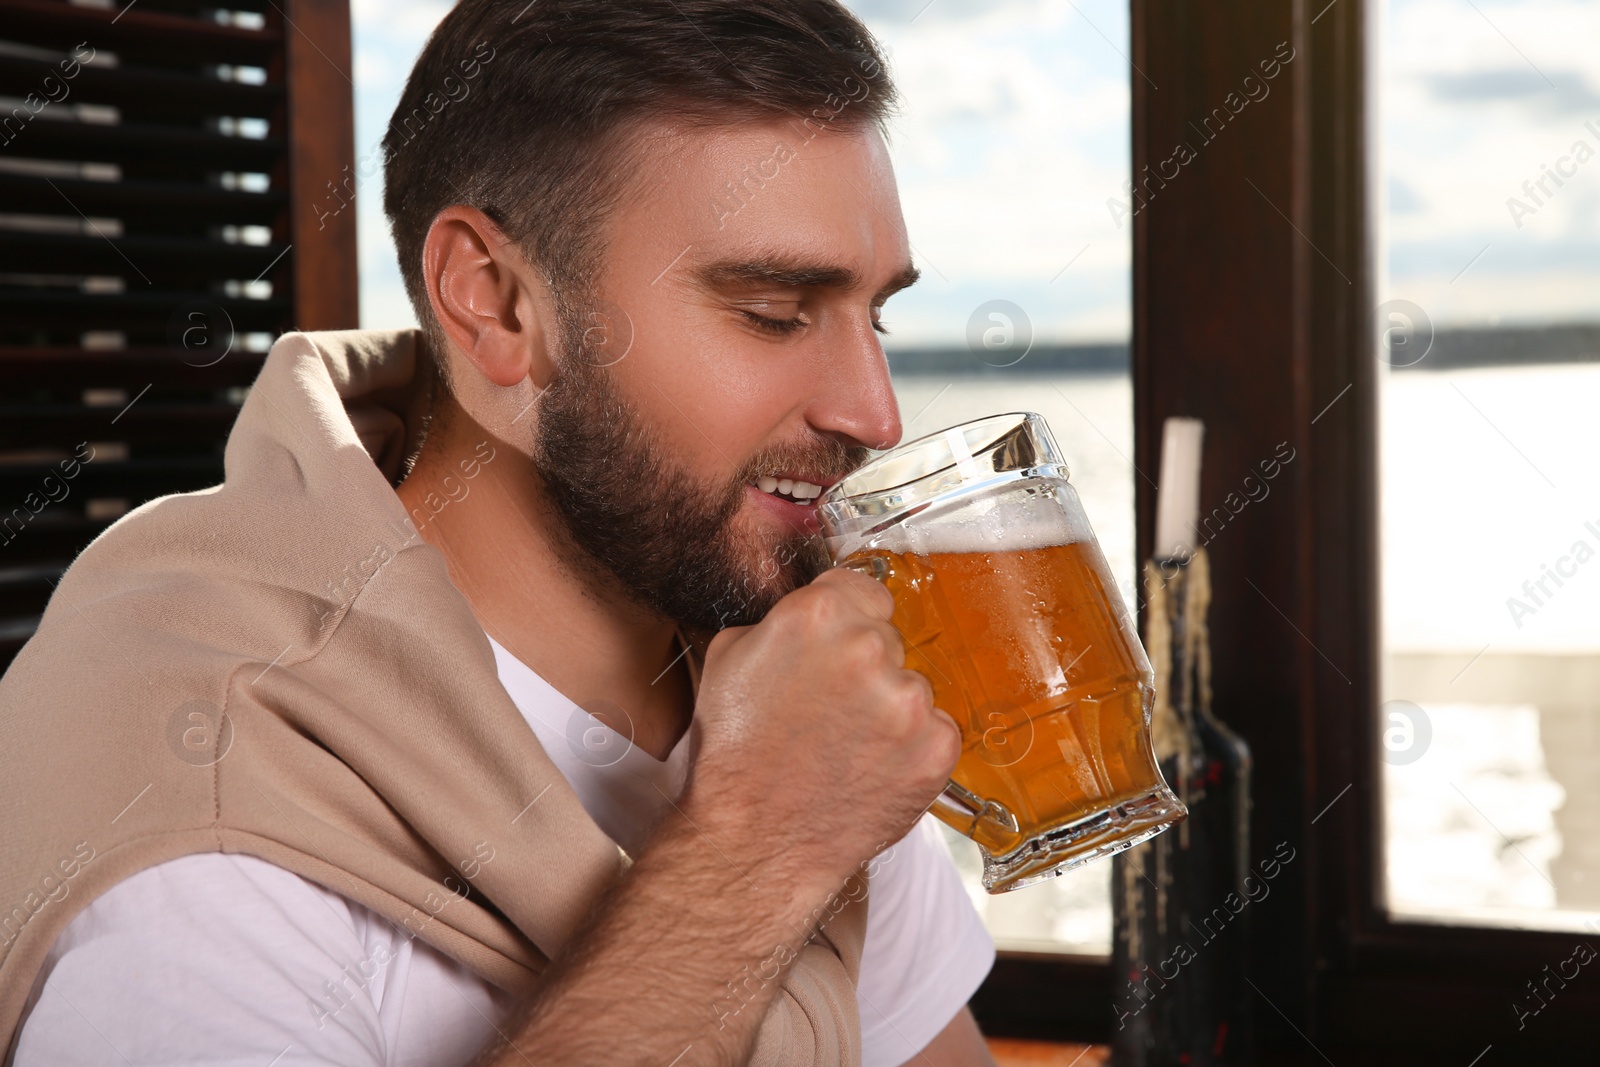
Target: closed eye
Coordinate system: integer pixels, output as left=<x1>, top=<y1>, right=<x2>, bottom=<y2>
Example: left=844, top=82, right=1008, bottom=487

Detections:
left=743, top=310, right=891, bottom=336
left=740, top=310, right=808, bottom=335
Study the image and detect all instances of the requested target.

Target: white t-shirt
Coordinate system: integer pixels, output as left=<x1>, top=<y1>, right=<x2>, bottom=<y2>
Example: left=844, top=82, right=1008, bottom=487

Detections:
left=13, top=634, right=994, bottom=1067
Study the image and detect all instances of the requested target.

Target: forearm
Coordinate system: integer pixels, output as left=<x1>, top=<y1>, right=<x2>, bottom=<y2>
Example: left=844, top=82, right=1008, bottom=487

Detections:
left=472, top=571, right=959, bottom=1066
left=478, top=806, right=836, bottom=1067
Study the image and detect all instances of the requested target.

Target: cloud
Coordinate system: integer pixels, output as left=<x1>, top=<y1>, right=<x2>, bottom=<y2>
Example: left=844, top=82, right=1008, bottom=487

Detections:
left=1426, top=67, right=1600, bottom=113
left=1390, top=177, right=1425, bottom=214
left=846, top=0, right=1035, bottom=25
left=354, top=0, right=1132, bottom=342
left=1384, top=0, right=1600, bottom=327
left=855, top=0, right=1132, bottom=343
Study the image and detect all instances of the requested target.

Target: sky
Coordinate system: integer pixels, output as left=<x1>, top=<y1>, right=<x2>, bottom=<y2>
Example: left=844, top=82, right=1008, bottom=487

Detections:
left=350, top=0, right=1134, bottom=346
left=352, top=0, right=1600, bottom=345
left=1381, top=0, right=1600, bottom=327
left=350, top=0, right=456, bottom=334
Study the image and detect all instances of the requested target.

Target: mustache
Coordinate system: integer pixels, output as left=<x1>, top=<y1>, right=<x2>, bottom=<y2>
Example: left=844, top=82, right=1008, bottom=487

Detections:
left=733, top=436, right=871, bottom=488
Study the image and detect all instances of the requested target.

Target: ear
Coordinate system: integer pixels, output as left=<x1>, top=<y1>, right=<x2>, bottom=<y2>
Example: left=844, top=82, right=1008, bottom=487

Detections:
left=421, top=205, right=558, bottom=390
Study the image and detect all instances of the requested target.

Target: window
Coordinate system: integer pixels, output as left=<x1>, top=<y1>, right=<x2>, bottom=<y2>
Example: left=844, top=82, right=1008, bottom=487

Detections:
left=1379, top=0, right=1600, bottom=934
left=1121, top=0, right=1600, bottom=1057
left=352, top=0, right=452, bottom=329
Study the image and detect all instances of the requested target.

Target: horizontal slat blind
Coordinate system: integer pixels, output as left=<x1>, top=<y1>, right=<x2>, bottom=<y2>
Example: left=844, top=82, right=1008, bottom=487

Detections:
left=0, top=0, right=357, bottom=673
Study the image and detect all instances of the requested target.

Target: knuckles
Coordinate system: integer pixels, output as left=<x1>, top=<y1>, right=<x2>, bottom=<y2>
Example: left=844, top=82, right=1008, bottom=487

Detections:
left=810, top=566, right=895, bottom=616
left=860, top=669, right=937, bottom=750
left=850, top=623, right=903, bottom=673
left=888, top=670, right=934, bottom=723
left=768, top=581, right=845, bottom=632
left=926, top=708, right=963, bottom=776
left=704, top=623, right=748, bottom=660
left=766, top=585, right=905, bottom=672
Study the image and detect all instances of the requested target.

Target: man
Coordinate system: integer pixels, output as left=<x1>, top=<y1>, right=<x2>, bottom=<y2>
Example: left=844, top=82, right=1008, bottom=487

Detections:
left=0, top=1, right=998, bottom=1064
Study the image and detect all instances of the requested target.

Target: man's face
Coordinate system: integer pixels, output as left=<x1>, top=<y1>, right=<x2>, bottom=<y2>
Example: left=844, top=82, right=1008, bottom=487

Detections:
left=532, top=116, right=917, bottom=632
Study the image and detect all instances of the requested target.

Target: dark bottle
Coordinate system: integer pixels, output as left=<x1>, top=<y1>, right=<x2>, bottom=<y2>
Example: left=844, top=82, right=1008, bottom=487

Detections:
left=1112, top=548, right=1254, bottom=1066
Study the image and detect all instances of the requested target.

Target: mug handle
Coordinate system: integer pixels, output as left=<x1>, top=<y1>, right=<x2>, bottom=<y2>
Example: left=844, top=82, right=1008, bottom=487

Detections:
left=837, top=555, right=1021, bottom=845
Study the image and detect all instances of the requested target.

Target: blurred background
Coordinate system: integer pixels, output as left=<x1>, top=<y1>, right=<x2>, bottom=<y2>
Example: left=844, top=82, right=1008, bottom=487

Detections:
left=1375, top=0, right=1600, bottom=932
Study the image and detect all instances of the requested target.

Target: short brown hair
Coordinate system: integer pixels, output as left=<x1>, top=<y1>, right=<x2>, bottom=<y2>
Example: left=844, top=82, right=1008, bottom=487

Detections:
left=381, top=0, right=897, bottom=386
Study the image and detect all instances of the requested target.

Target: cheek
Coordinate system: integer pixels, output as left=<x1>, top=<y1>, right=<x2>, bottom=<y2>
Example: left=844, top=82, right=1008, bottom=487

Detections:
left=614, top=320, right=808, bottom=476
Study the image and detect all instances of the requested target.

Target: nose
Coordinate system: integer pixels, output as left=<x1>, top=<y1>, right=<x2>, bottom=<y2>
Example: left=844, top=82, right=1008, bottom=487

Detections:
left=805, top=320, right=902, bottom=452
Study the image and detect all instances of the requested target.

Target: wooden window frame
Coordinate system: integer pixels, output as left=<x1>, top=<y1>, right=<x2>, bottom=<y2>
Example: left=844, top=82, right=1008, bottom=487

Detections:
left=972, top=1, right=1598, bottom=1061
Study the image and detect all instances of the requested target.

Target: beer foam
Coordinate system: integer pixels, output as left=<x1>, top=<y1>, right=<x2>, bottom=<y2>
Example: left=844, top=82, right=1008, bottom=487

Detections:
left=832, top=491, right=1094, bottom=558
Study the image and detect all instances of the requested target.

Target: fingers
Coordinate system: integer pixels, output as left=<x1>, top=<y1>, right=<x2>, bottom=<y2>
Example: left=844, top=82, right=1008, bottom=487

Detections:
left=809, top=564, right=896, bottom=621
left=896, top=662, right=935, bottom=721
left=889, top=666, right=958, bottom=784
left=769, top=568, right=902, bottom=660
left=926, top=706, right=963, bottom=776
left=803, top=567, right=903, bottom=669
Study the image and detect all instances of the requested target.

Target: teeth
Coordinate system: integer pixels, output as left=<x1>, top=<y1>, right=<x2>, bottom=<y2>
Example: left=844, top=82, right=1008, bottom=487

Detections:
left=753, top=477, right=825, bottom=502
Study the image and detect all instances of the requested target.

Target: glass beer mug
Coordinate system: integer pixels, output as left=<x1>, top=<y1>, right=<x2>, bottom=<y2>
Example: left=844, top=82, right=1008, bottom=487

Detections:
left=817, top=412, right=1186, bottom=892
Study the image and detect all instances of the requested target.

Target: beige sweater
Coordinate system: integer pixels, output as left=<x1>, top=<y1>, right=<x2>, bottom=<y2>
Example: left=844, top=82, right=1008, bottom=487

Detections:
left=0, top=329, right=864, bottom=1063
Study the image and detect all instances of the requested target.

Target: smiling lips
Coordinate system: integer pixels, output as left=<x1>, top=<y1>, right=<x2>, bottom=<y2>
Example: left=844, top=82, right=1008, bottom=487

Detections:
left=752, top=475, right=826, bottom=505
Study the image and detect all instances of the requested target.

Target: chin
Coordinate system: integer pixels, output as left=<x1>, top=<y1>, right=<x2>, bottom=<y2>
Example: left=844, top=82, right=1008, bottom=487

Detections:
left=721, top=507, right=829, bottom=608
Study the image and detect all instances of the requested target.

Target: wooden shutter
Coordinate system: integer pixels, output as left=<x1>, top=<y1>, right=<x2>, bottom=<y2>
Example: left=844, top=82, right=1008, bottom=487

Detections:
left=0, top=0, right=356, bottom=673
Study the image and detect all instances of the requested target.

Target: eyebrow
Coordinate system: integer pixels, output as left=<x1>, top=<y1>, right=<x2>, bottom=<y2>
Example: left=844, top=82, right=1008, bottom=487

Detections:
left=693, top=258, right=922, bottom=302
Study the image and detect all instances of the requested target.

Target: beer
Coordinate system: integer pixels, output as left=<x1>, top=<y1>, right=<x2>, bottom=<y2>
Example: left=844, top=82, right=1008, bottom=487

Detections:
left=821, top=412, right=1184, bottom=890
left=846, top=537, right=1163, bottom=861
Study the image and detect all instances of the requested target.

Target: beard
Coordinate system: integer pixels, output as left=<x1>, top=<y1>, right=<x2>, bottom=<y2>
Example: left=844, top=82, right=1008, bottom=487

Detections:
left=530, top=304, right=869, bottom=633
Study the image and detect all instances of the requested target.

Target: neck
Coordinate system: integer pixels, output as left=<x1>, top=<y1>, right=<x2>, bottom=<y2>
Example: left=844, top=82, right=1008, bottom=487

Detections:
left=394, top=388, right=694, bottom=761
